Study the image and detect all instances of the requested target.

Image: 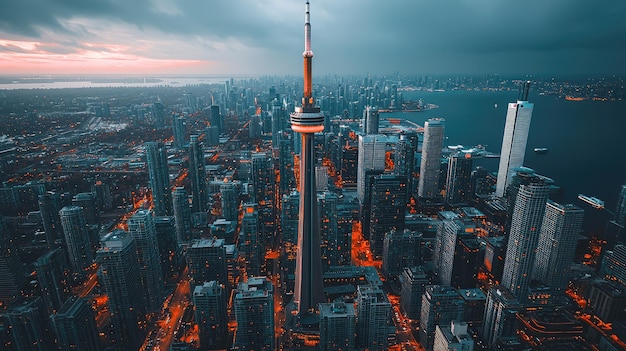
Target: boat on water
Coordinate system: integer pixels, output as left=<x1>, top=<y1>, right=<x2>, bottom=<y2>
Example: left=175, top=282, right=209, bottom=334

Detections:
left=578, top=194, right=605, bottom=209
left=534, top=147, right=548, bottom=154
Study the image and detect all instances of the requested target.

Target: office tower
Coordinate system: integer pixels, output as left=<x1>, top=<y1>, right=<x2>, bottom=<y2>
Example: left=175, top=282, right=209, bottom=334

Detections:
left=400, top=266, right=429, bottom=320
left=445, top=152, right=474, bottom=205
left=357, top=134, right=387, bottom=202
left=438, top=219, right=476, bottom=286
left=38, top=191, right=63, bottom=249
left=356, top=284, right=391, bottom=351
left=532, top=201, right=584, bottom=295
left=188, top=135, right=207, bottom=213
left=363, top=106, right=379, bottom=134
left=433, top=320, right=474, bottom=351
left=271, top=98, right=283, bottom=148
left=210, top=105, right=222, bottom=134
left=154, top=216, right=183, bottom=284
left=173, top=115, right=185, bottom=149
left=418, top=118, right=445, bottom=199
left=482, top=286, right=521, bottom=349
left=459, top=288, right=487, bottom=328
left=278, top=134, right=296, bottom=195
left=360, top=169, right=385, bottom=241
left=382, top=229, right=421, bottom=278
left=289, top=1, right=325, bottom=318
left=187, top=238, right=228, bottom=287
left=50, top=296, right=102, bottom=351
left=193, top=281, right=228, bottom=350
left=501, top=168, right=550, bottom=301
left=600, top=244, right=626, bottom=287
left=339, top=136, right=358, bottom=187
left=145, top=141, right=172, bottom=216
left=282, top=191, right=300, bottom=244
left=127, top=210, right=164, bottom=311
left=72, top=192, right=99, bottom=225
left=395, top=131, right=418, bottom=196
left=172, top=187, right=192, bottom=244
left=368, top=174, right=407, bottom=259
left=59, top=206, right=93, bottom=273
left=495, top=82, right=534, bottom=197
left=7, top=297, right=53, bottom=351
left=319, top=302, right=356, bottom=351
left=251, top=152, right=275, bottom=248
left=0, top=215, right=24, bottom=306
left=34, top=248, right=69, bottom=314
left=318, top=191, right=352, bottom=268
left=220, top=182, right=238, bottom=221
left=97, top=230, right=145, bottom=349
left=233, top=277, right=275, bottom=351
left=419, top=285, right=464, bottom=350
left=239, top=203, right=263, bottom=277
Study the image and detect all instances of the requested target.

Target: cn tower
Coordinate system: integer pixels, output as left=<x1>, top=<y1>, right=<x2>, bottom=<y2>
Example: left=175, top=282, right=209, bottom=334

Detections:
left=290, top=1, right=325, bottom=318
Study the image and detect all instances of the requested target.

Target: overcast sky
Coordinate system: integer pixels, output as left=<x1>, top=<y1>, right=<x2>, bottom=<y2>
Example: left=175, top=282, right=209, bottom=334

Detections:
left=0, top=0, right=624, bottom=76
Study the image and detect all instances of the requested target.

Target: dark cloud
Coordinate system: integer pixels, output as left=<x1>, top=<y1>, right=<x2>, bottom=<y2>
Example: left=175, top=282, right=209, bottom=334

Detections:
left=0, top=0, right=624, bottom=75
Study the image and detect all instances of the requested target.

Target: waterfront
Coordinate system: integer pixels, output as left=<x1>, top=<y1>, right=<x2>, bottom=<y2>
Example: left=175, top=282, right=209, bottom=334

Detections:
left=388, top=89, right=626, bottom=234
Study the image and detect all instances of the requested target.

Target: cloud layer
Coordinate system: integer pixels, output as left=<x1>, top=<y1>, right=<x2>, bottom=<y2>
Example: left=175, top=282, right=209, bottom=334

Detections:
left=0, top=0, right=624, bottom=75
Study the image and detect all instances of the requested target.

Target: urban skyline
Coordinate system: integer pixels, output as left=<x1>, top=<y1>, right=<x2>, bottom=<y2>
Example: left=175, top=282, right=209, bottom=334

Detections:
left=0, top=1, right=625, bottom=351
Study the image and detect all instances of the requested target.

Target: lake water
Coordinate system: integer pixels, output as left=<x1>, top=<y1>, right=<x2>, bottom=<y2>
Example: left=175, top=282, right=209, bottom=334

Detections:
left=387, top=90, right=626, bottom=234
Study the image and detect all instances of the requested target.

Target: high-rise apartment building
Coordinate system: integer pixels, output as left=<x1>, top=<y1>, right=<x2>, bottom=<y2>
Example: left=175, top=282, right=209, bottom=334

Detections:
left=418, top=118, right=445, bottom=199
left=395, top=131, right=418, bottom=196
left=193, top=281, right=228, bottom=350
left=220, top=182, right=238, bottom=222
left=368, top=174, right=407, bottom=259
left=356, top=284, right=391, bottom=351
left=251, top=152, right=276, bottom=249
left=50, top=296, right=102, bottom=351
left=145, top=141, right=172, bottom=216
left=532, top=201, right=584, bottom=295
left=38, top=191, right=64, bottom=249
left=319, top=302, right=356, bottom=351
left=239, top=203, right=263, bottom=277
left=445, top=152, right=474, bottom=205
left=34, top=248, right=69, bottom=314
left=233, top=277, right=274, bottom=351
left=127, top=210, right=164, bottom=311
left=419, top=285, right=464, bottom=350
left=173, top=115, right=185, bottom=149
left=188, top=135, right=207, bottom=213
left=495, top=82, right=534, bottom=197
left=97, top=230, right=145, bottom=349
left=7, top=297, right=53, bottom=351
left=59, top=206, right=93, bottom=273
left=438, top=219, right=476, bottom=286
left=154, top=216, right=183, bottom=284
left=501, top=168, right=551, bottom=301
left=289, top=1, right=325, bottom=318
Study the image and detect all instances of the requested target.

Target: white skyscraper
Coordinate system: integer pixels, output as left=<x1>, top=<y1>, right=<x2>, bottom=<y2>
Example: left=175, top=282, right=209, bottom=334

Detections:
left=418, top=118, right=445, bottom=199
left=357, top=134, right=387, bottom=202
left=495, top=82, right=534, bottom=197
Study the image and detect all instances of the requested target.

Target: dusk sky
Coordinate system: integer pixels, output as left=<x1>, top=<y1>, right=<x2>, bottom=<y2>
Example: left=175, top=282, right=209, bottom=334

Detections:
left=1, top=0, right=625, bottom=76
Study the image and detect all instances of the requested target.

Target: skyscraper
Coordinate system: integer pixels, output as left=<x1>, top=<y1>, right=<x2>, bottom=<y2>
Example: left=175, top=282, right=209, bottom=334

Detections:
left=127, top=210, right=164, bottom=311
left=400, top=266, right=429, bottom=320
left=395, top=131, right=418, bottom=196
left=356, top=134, right=387, bottom=202
left=188, top=134, right=207, bottom=213
left=495, top=81, right=534, bottom=197
left=419, top=285, right=464, bottom=350
left=7, top=297, right=53, bottom=351
left=382, top=229, right=421, bottom=279
left=187, top=238, right=228, bottom=287
left=38, top=191, right=63, bottom=249
left=59, top=206, right=93, bottom=273
left=172, top=187, right=192, bottom=244
left=290, top=0, right=325, bottom=318
left=418, top=118, right=445, bottom=199
left=97, top=230, right=145, bottom=349
left=193, top=281, right=228, bottom=350
left=173, top=115, right=186, bottom=149
left=616, top=184, right=626, bottom=228
left=233, top=277, right=275, bottom=351
left=533, top=201, right=584, bottom=295
left=319, top=302, right=356, bottom=351
left=34, top=248, right=69, bottom=314
left=145, top=141, right=172, bottom=216
left=363, top=105, right=380, bottom=134
left=220, top=182, right=238, bottom=221
left=251, top=152, right=275, bottom=249
left=368, top=174, right=407, bottom=259
left=445, top=152, right=474, bottom=205
left=501, top=168, right=551, bottom=301
left=482, top=286, right=520, bottom=349
left=50, top=296, right=102, bottom=351
left=356, top=284, right=391, bottom=351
